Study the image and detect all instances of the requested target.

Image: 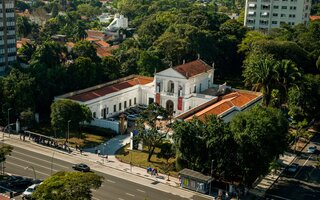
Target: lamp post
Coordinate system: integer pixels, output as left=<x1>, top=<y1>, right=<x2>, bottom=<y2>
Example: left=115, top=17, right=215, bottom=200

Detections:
left=25, top=166, right=36, bottom=179
left=67, top=120, right=71, bottom=142
left=209, top=159, right=214, bottom=196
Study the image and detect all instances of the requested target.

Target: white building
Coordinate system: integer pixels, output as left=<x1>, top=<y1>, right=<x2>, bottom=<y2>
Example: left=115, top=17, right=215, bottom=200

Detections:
left=0, top=0, right=16, bottom=73
left=56, top=60, right=262, bottom=132
left=244, top=0, right=311, bottom=31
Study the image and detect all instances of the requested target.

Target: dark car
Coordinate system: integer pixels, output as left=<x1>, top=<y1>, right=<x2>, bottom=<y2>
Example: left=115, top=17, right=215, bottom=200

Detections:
left=285, top=163, right=299, bottom=173
left=72, top=163, right=90, bottom=172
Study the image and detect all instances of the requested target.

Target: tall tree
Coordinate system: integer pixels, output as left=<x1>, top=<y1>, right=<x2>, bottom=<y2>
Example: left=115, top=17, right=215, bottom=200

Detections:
left=32, top=171, right=103, bottom=200
left=16, top=16, right=32, bottom=38
left=0, top=145, right=13, bottom=171
left=50, top=99, right=92, bottom=135
left=136, top=103, right=168, bottom=162
left=243, top=54, right=278, bottom=106
left=229, top=105, right=288, bottom=186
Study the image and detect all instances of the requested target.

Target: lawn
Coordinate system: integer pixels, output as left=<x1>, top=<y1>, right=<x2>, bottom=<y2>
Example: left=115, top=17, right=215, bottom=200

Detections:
left=116, top=144, right=178, bottom=177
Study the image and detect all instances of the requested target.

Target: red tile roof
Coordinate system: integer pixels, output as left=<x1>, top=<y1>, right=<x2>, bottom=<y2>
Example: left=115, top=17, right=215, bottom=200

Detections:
left=95, top=40, right=110, bottom=48
left=174, top=60, right=212, bottom=78
left=310, top=16, right=320, bottom=21
left=86, top=30, right=106, bottom=40
left=185, top=90, right=262, bottom=121
left=96, top=47, right=113, bottom=57
left=67, top=76, right=154, bottom=102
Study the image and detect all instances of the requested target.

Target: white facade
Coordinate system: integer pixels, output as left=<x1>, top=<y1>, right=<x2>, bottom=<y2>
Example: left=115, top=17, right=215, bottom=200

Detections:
left=107, top=14, right=128, bottom=31
left=0, top=0, right=16, bottom=73
left=56, top=60, right=217, bottom=131
left=154, top=64, right=215, bottom=116
left=244, top=0, right=311, bottom=31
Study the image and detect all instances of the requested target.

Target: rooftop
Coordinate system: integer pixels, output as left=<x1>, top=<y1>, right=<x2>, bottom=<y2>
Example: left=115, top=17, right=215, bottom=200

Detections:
left=177, top=90, right=262, bottom=121
left=174, top=60, right=212, bottom=79
left=310, top=16, right=320, bottom=21
left=58, top=75, right=153, bottom=102
left=179, top=168, right=213, bottom=183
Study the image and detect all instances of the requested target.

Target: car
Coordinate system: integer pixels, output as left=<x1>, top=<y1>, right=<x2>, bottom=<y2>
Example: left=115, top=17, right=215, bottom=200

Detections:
left=22, top=184, right=39, bottom=199
left=156, top=115, right=164, bottom=120
left=307, top=146, right=317, bottom=153
left=72, top=163, right=90, bottom=172
left=286, top=163, right=299, bottom=173
left=127, top=114, right=140, bottom=121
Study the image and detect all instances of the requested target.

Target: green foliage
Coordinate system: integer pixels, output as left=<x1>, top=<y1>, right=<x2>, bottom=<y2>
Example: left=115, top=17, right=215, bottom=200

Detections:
left=173, top=106, right=289, bottom=186
left=136, top=103, right=169, bottom=162
left=16, top=16, right=32, bottom=38
left=0, top=145, right=13, bottom=163
left=32, top=171, right=103, bottom=200
left=1, top=68, right=35, bottom=113
left=30, top=41, right=63, bottom=68
left=20, top=108, right=35, bottom=128
left=157, top=142, right=175, bottom=163
left=50, top=99, right=92, bottom=133
left=230, top=105, right=288, bottom=185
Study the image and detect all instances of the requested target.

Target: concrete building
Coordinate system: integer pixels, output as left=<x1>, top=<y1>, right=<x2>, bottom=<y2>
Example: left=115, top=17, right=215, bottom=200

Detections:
left=56, top=60, right=262, bottom=132
left=244, top=0, right=311, bottom=31
left=0, top=0, right=16, bottom=73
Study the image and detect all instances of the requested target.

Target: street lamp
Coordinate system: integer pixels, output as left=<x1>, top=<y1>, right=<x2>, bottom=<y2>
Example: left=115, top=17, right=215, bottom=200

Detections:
left=209, top=159, right=214, bottom=196
left=25, top=166, right=36, bottom=180
left=67, top=120, right=71, bottom=142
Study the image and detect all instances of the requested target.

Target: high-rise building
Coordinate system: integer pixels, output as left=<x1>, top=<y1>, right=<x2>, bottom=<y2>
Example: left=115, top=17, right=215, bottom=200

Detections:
left=244, top=0, right=311, bottom=31
left=0, top=0, right=16, bottom=73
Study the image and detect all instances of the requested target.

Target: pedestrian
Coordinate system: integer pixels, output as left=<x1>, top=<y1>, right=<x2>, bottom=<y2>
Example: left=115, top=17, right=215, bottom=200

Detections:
left=97, top=149, right=101, bottom=156
left=80, top=148, right=83, bottom=155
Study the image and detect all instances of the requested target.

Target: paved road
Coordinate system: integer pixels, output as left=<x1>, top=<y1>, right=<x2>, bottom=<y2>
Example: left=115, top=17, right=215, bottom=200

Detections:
left=266, top=134, right=320, bottom=200
left=3, top=145, right=209, bottom=200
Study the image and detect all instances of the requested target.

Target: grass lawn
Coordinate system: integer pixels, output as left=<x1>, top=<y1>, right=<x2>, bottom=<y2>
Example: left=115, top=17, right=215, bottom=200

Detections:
left=116, top=144, right=178, bottom=177
left=29, top=124, right=114, bottom=149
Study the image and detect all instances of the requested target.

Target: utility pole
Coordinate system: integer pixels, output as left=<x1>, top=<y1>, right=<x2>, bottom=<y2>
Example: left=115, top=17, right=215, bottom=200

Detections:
left=209, top=159, right=214, bottom=196
left=67, top=120, right=71, bottom=142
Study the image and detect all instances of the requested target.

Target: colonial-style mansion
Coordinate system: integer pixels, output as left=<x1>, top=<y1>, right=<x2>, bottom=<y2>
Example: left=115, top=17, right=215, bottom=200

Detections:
left=56, top=59, right=262, bottom=132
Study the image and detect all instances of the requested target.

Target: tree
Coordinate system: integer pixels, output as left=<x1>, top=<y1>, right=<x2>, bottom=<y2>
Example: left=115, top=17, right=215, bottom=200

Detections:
left=32, top=171, right=103, bottom=200
left=243, top=54, right=278, bottom=106
left=136, top=103, right=168, bottom=162
left=72, top=41, right=100, bottom=62
left=229, top=105, right=288, bottom=186
left=50, top=99, right=92, bottom=135
left=0, top=145, right=13, bottom=166
left=16, top=16, right=32, bottom=38
left=30, top=41, right=62, bottom=68
left=2, top=68, right=35, bottom=114
left=20, top=108, right=35, bottom=129
left=157, top=142, right=175, bottom=164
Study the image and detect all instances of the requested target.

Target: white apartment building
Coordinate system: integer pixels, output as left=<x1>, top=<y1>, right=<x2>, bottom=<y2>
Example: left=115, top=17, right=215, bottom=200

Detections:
left=0, top=0, right=16, bottom=73
left=244, top=0, right=311, bottom=31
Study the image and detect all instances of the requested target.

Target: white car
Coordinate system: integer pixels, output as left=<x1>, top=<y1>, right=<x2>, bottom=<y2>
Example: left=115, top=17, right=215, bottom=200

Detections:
left=22, top=184, right=39, bottom=199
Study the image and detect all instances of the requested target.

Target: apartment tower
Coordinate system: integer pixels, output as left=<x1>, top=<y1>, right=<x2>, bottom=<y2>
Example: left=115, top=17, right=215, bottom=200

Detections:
left=0, top=0, right=16, bottom=73
left=244, top=0, right=311, bottom=31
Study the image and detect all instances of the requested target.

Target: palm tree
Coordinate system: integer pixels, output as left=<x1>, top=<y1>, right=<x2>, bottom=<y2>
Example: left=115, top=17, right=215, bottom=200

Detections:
left=275, top=59, right=301, bottom=102
left=243, top=54, right=278, bottom=106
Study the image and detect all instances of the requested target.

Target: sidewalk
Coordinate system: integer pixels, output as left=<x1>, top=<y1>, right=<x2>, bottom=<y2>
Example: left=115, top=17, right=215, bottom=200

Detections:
left=1, top=132, right=189, bottom=196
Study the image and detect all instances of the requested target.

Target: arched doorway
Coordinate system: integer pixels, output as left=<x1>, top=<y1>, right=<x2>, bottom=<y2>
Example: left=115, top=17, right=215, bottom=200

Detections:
left=166, top=100, right=174, bottom=115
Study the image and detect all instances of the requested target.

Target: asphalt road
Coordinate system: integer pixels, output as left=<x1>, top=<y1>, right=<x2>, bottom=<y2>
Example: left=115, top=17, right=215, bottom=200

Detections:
left=266, top=134, right=320, bottom=200
left=2, top=145, right=209, bottom=200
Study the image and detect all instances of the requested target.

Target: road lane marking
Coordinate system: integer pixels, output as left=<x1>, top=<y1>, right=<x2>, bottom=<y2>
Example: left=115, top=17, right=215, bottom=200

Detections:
left=6, top=161, right=51, bottom=177
left=267, top=194, right=292, bottom=200
left=125, top=193, right=135, bottom=197
left=13, top=151, right=69, bottom=169
left=294, top=155, right=312, bottom=178
left=137, top=189, right=145, bottom=193
left=10, top=156, right=58, bottom=172
left=106, top=179, right=115, bottom=183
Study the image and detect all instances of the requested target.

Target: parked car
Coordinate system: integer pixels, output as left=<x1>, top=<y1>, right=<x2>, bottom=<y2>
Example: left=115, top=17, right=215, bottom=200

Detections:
left=138, top=104, right=148, bottom=110
left=22, top=184, right=39, bottom=199
left=286, top=163, right=299, bottom=173
left=72, top=163, right=90, bottom=172
left=307, top=146, right=317, bottom=153
left=8, top=177, right=33, bottom=189
left=127, top=114, right=141, bottom=121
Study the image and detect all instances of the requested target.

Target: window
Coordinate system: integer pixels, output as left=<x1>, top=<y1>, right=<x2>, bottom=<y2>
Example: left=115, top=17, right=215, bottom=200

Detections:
left=114, top=105, right=116, bottom=112
left=124, top=101, right=127, bottom=109
left=93, top=112, right=96, bottom=118
left=129, top=99, right=132, bottom=106
left=290, top=6, right=296, bottom=10
left=106, top=107, right=109, bottom=115
left=289, top=14, right=295, bottom=18
left=119, top=103, right=122, bottom=111
left=193, top=85, right=196, bottom=93
left=199, top=84, right=202, bottom=92
left=281, top=14, right=286, bottom=17
left=273, top=5, right=279, bottom=9
left=273, top=13, right=278, bottom=17
left=281, top=6, right=287, bottom=9
left=134, top=97, right=136, bottom=105
left=272, top=21, right=278, bottom=24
